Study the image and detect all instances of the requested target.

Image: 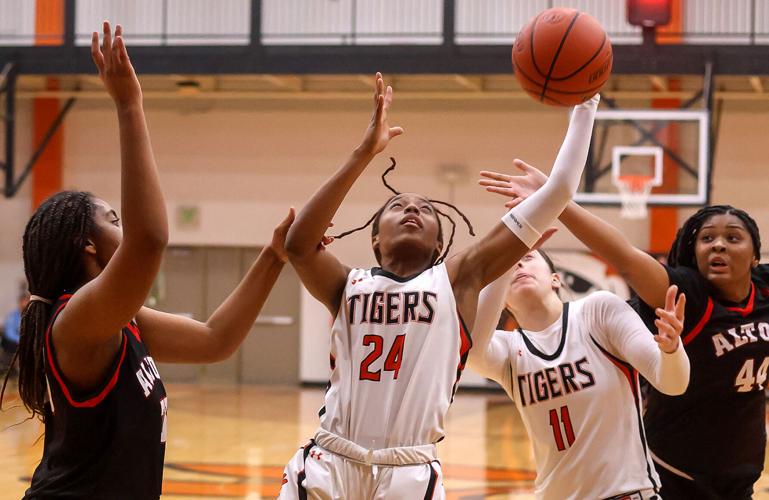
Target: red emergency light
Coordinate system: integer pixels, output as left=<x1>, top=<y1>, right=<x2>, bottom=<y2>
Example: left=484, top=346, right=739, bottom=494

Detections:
left=627, top=0, right=671, bottom=27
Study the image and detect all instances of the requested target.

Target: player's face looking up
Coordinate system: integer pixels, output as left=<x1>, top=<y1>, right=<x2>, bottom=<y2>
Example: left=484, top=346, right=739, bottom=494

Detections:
left=694, top=213, right=757, bottom=292
left=372, top=193, right=442, bottom=268
left=507, top=250, right=561, bottom=301
left=84, top=197, right=124, bottom=274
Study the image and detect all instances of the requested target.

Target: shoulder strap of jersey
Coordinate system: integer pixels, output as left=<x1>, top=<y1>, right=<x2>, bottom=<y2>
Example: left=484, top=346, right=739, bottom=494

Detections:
left=44, top=295, right=129, bottom=409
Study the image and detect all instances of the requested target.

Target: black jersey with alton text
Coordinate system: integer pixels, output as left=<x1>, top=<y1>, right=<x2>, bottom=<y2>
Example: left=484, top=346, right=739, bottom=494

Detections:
left=634, top=264, right=769, bottom=478
left=25, top=294, right=167, bottom=500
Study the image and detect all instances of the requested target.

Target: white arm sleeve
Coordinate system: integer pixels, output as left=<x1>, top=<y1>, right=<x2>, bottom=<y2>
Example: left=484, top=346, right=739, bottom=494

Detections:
left=467, top=272, right=513, bottom=382
left=589, top=291, right=690, bottom=396
left=469, top=332, right=510, bottom=384
left=502, top=94, right=599, bottom=247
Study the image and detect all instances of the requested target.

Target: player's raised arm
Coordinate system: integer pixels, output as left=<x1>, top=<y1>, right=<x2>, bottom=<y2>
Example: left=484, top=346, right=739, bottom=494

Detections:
left=591, top=288, right=689, bottom=396
left=479, top=161, right=671, bottom=309
left=468, top=270, right=513, bottom=381
left=52, top=22, right=168, bottom=388
left=446, top=95, right=599, bottom=327
left=285, top=73, right=403, bottom=316
left=137, top=209, right=293, bottom=363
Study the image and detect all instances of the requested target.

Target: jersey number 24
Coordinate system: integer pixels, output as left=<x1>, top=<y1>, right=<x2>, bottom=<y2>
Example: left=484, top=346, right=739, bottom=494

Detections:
left=359, top=334, right=405, bottom=381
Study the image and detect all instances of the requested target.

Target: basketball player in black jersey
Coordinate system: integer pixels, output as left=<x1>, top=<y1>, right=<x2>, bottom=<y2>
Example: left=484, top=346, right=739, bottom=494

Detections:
left=481, top=161, right=768, bottom=499
left=2, top=23, right=293, bottom=499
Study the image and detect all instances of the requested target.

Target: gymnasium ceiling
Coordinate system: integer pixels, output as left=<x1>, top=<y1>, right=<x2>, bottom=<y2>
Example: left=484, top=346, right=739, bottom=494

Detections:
left=11, top=73, right=769, bottom=102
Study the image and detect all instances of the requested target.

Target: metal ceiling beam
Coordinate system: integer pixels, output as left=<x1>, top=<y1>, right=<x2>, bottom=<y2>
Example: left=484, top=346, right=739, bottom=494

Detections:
left=4, top=43, right=769, bottom=76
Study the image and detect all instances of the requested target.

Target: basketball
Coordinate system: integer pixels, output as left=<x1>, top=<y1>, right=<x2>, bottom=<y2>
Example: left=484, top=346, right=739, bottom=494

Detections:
left=512, top=7, right=613, bottom=106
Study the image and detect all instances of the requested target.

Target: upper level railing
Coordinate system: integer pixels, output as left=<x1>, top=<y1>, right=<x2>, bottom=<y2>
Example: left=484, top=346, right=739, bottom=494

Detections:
left=3, top=0, right=769, bottom=47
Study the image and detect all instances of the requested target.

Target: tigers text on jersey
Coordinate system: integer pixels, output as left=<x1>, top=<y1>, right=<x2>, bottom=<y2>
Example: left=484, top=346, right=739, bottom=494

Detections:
left=635, top=264, right=769, bottom=480
left=492, top=294, right=659, bottom=500
left=25, top=294, right=167, bottom=500
left=318, top=264, right=471, bottom=450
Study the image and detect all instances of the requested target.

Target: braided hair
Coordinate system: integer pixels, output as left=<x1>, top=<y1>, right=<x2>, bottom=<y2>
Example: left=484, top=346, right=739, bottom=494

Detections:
left=1, top=191, right=95, bottom=421
left=332, top=158, right=475, bottom=266
left=668, top=205, right=761, bottom=270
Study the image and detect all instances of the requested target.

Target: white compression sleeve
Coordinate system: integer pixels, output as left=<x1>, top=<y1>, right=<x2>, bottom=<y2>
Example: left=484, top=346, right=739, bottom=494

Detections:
left=502, top=94, right=600, bottom=247
left=468, top=269, right=513, bottom=381
left=590, top=291, right=690, bottom=396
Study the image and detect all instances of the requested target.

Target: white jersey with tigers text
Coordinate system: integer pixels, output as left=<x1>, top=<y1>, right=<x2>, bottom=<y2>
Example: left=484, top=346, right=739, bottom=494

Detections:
left=492, top=294, right=660, bottom=500
left=319, top=264, right=471, bottom=450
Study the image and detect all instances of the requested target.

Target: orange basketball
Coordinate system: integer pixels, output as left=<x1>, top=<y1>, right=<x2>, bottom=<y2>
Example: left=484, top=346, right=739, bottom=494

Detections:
left=512, top=8, right=613, bottom=106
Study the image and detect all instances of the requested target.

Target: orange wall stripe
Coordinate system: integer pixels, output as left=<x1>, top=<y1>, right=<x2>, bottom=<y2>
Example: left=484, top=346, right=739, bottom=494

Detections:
left=649, top=0, right=683, bottom=256
left=656, top=0, right=683, bottom=45
left=32, top=85, right=64, bottom=208
left=33, top=1, right=65, bottom=208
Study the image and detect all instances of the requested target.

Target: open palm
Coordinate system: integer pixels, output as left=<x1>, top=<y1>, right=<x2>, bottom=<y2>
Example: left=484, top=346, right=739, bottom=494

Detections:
left=479, top=159, right=549, bottom=209
left=358, top=72, right=404, bottom=156
left=91, top=21, right=142, bottom=108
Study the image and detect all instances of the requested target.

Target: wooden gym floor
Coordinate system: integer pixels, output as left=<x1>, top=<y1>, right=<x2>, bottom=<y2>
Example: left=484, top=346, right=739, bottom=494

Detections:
left=2, top=383, right=769, bottom=499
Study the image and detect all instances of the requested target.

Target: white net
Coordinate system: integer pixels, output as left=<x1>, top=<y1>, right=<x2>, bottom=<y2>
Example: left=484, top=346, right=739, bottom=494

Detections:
left=616, top=175, right=654, bottom=219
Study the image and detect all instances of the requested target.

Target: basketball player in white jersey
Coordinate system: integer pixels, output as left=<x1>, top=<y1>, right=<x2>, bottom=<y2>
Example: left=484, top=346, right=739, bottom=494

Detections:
left=469, top=249, right=690, bottom=500
left=278, top=73, right=600, bottom=499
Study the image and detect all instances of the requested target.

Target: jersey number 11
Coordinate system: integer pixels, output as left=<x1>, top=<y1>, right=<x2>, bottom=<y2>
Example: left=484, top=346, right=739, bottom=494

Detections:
left=549, top=405, right=576, bottom=451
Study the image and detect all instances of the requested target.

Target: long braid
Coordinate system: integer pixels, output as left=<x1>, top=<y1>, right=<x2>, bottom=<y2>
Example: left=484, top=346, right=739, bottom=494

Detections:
left=380, top=157, right=399, bottom=195
left=333, top=157, right=475, bottom=265
left=1, top=191, right=94, bottom=421
left=668, top=205, right=761, bottom=269
left=331, top=210, right=382, bottom=241
left=381, top=157, right=474, bottom=239
left=432, top=206, right=455, bottom=265
left=429, top=198, right=475, bottom=234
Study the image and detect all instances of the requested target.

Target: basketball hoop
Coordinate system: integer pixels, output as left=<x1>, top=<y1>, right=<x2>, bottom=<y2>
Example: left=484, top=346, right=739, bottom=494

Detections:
left=616, top=175, right=654, bottom=219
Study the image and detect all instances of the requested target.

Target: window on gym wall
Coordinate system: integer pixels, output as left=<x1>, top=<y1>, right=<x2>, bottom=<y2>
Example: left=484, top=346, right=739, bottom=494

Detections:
left=261, top=0, right=444, bottom=45
left=8, top=0, right=769, bottom=49
left=0, top=0, right=63, bottom=46
left=454, top=0, right=642, bottom=45
left=75, top=0, right=251, bottom=46
left=683, top=0, right=769, bottom=44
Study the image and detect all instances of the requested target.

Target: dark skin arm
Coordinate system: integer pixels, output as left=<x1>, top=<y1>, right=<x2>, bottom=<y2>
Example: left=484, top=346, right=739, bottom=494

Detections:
left=284, top=73, right=403, bottom=317
left=287, top=73, right=585, bottom=329
left=444, top=222, right=532, bottom=328
left=446, top=94, right=600, bottom=327
left=479, top=160, right=671, bottom=309
left=137, top=209, right=294, bottom=363
left=445, top=225, right=560, bottom=330
left=53, top=22, right=169, bottom=390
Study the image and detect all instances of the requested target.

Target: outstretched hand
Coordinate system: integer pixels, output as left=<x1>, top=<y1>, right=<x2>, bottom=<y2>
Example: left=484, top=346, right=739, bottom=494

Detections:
left=270, top=208, right=296, bottom=263
left=357, top=72, right=404, bottom=157
left=654, top=285, right=686, bottom=353
left=91, top=21, right=142, bottom=108
left=479, top=159, right=549, bottom=209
